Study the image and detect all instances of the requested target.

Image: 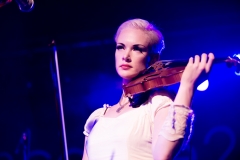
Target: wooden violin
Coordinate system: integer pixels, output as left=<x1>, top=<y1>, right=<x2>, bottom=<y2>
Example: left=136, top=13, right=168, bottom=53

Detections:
left=123, top=54, right=240, bottom=97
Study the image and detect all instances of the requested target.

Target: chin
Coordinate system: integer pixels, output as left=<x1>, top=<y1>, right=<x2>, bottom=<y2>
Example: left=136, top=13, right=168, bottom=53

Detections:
left=117, top=71, right=139, bottom=82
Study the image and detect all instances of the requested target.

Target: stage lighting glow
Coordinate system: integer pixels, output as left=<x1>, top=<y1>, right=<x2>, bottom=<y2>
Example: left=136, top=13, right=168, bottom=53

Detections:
left=197, top=80, right=209, bottom=91
left=233, top=53, right=240, bottom=59
left=235, top=72, right=240, bottom=76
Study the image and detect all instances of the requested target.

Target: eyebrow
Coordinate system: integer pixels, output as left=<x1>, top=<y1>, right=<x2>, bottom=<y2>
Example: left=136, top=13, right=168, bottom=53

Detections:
left=133, top=44, right=147, bottom=48
left=116, top=43, right=147, bottom=48
left=116, top=43, right=124, bottom=45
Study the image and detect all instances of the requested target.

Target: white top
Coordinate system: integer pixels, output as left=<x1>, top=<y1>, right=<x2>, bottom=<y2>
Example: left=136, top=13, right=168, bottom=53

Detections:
left=83, top=93, right=174, bottom=160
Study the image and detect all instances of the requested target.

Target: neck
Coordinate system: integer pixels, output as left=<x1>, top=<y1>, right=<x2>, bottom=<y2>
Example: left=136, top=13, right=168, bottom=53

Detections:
left=122, top=78, right=132, bottom=86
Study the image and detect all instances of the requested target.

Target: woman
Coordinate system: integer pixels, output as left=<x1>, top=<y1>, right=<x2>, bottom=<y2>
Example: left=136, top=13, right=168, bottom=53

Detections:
left=82, top=18, right=214, bottom=160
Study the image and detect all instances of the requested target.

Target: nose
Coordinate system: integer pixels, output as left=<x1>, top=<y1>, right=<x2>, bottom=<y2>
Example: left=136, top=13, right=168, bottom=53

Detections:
left=122, top=50, right=131, bottom=62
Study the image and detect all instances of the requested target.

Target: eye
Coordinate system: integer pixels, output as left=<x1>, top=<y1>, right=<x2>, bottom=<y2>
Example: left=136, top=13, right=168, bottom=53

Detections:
left=133, top=46, right=144, bottom=53
left=116, top=45, right=124, bottom=50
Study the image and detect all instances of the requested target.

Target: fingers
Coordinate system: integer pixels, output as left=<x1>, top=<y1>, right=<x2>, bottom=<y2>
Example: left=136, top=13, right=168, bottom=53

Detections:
left=199, top=53, right=208, bottom=70
left=182, top=53, right=214, bottom=87
left=205, top=52, right=215, bottom=73
left=188, top=57, right=193, bottom=64
left=194, top=55, right=200, bottom=65
left=190, top=53, right=214, bottom=72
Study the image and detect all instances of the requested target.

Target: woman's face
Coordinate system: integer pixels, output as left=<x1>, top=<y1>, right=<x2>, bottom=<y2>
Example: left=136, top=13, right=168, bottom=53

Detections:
left=115, top=28, right=150, bottom=84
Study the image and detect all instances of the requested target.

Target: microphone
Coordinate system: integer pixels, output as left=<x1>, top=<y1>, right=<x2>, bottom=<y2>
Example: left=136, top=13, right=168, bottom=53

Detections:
left=15, top=0, right=34, bottom=12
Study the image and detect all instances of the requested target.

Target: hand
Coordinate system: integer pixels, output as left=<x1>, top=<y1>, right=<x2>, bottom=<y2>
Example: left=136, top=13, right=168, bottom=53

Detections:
left=180, top=53, right=215, bottom=88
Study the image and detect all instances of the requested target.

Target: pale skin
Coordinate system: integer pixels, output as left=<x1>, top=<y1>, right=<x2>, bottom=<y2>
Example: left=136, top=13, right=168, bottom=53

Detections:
left=82, top=28, right=214, bottom=160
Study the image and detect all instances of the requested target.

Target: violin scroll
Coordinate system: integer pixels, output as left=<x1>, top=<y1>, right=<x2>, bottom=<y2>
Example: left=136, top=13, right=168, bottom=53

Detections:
left=229, top=54, right=240, bottom=75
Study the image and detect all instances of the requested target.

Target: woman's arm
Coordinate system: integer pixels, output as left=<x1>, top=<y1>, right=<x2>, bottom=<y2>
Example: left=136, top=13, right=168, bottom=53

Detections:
left=152, top=85, right=193, bottom=159
left=152, top=101, right=183, bottom=160
left=82, top=136, right=89, bottom=160
left=152, top=53, right=214, bottom=159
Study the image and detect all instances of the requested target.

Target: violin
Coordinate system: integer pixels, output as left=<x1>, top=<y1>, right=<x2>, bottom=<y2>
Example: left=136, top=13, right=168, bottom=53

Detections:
left=123, top=54, right=240, bottom=97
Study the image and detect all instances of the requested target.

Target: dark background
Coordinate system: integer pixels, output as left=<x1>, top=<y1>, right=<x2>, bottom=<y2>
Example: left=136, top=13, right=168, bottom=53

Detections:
left=0, top=0, right=240, bottom=159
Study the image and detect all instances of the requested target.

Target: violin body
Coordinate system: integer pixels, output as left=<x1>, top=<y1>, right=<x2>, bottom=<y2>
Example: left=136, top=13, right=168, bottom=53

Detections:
left=123, top=66, right=185, bottom=96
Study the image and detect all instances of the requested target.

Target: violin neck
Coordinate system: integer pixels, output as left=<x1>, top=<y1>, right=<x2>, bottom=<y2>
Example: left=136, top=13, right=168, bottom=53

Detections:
left=162, top=57, right=233, bottom=65
left=213, top=57, right=231, bottom=64
left=153, top=55, right=239, bottom=75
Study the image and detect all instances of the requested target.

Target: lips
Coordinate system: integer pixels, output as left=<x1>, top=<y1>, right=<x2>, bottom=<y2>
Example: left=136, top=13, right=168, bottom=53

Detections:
left=120, top=64, right=132, bottom=70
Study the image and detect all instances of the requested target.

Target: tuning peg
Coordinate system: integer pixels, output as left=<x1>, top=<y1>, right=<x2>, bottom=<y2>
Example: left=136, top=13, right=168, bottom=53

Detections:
left=233, top=54, right=240, bottom=76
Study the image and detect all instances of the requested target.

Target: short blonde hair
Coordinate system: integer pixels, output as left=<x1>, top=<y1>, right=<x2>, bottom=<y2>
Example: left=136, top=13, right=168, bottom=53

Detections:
left=114, top=18, right=165, bottom=55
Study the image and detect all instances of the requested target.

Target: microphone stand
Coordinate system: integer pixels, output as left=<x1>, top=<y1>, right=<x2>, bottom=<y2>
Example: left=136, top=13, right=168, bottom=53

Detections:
left=49, top=40, right=69, bottom=160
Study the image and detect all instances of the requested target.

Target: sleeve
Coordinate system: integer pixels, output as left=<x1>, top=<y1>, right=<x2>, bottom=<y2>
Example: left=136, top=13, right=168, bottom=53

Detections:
left=83, top=108, right=104, bottom=137
left=158, top=104, right=194, bottom=142
left=149, top=90, right=194, bottom=143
